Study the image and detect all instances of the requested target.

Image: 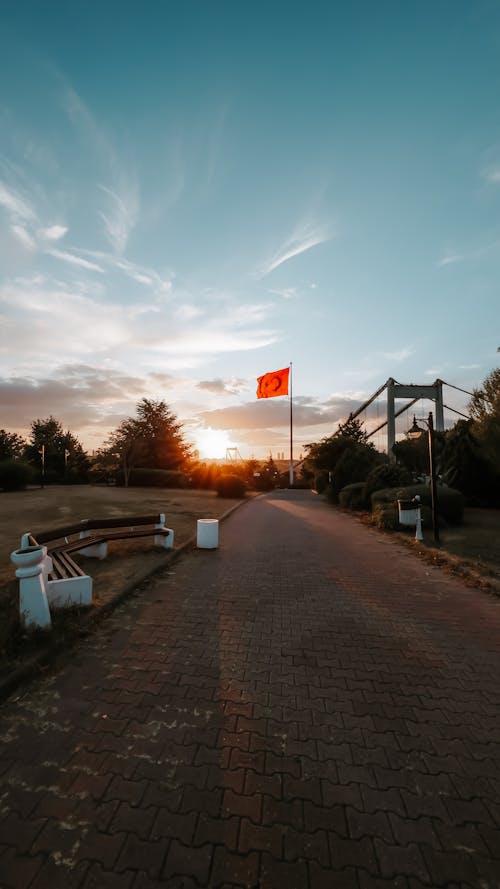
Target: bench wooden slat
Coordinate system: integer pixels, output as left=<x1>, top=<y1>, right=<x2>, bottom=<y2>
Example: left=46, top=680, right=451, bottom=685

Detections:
left=50, top=550, right=86, bottom=580
left=81, top=514, right=163, bottom=530
left=26, top=515, right=172, bottom=572
left=34, top=525, right=83, bottom=544
left=32, top=514, right=164, bottom=544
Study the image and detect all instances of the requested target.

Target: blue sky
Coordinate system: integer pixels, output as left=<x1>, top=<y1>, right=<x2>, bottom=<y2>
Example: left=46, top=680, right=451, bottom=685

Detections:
left=1, top=1, right=499, bottom=459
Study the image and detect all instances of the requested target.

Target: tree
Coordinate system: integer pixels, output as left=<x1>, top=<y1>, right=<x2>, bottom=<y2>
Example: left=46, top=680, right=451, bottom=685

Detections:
left=469, top=368, right=500, bottom=424
left=105, top=417, right=146, bottom=487
left=135, top=399, right=192, bottom=470
left=468, top=367, right=500, bottom=472
left=104, top=399, right=192, bottom=486
left=335, top=414, right=369, bottom=443
left=439, top=419, right=500, bottom=506
left=305, top=415, right=372, bottom=475
left=25, top=416, right=89, bottom=482
left=0, top=429, right=26, bottom=461
left=327, top=442, right=382, bottom=502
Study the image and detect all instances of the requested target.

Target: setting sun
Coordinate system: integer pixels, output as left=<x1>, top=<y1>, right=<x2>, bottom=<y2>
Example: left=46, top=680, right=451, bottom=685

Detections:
left=194, top=428, right=233, bottom=459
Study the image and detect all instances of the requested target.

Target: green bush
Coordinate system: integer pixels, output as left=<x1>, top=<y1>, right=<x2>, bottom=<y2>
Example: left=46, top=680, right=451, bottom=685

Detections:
left=216, top=473, right=247, bottom=498
left=338, top=482, right=367, bottom=511
left=128, top=468, right=188, bottom=488
left=363, top=462, right=413, bottom=503
left=371, top=483, right=465, bottom=525
left=372, top=503, right=400, bottom=531
left=188, top=463, right=222, bottom=489
left=373, top=501, right=435, bottom=533
left=327, top=443, right=382, bottom=502
left=0, top=460, right=33, bottom=491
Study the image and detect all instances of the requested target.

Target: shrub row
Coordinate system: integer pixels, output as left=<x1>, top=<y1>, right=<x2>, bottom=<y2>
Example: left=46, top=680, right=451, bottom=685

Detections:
left=0, top=460, right=33, bottom=491
left=371, top=483, right=465, bottom=526
left=215, top=474, right=247, bottom=498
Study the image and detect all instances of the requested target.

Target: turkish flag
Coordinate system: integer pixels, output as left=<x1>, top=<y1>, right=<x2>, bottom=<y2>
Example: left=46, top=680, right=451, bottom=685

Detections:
left=256, top=367, right=289, bottom=399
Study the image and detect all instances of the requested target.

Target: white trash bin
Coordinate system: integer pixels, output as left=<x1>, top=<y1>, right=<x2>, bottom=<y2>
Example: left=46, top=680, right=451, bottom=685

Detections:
left=197, top=519, right=219, bottom=549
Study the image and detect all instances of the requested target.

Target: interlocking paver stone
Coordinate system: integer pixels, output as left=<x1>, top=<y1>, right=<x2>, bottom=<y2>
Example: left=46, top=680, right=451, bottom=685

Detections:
left=1, top=489, right=500, bottom=887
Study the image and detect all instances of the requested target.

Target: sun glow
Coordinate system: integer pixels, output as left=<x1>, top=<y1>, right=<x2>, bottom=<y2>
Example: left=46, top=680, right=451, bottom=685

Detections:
left=195, top=427, right=233, bottom=459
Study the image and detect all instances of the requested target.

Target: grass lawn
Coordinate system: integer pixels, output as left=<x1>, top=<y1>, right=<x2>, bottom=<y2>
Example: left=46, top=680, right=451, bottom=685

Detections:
left=435, top=507, right=500, bottom=576
left=380, top=506, right=500, bottom=594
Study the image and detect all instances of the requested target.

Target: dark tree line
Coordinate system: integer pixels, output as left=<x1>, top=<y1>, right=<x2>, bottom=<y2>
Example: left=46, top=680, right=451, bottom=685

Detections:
left=0, top=398, right=193, bottom=490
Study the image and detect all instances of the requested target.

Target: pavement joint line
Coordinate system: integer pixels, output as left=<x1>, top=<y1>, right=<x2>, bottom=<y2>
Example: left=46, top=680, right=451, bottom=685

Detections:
left=0, top=495, right=258, bottom=705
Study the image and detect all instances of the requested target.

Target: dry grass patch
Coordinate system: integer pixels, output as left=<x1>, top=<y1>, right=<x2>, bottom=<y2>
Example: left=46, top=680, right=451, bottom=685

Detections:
left=0, top=485, right=247, bottom=668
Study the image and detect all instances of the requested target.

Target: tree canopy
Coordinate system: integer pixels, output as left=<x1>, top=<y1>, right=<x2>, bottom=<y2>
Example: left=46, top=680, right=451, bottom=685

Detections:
left=468, top=367, right=500, bottom=472
left=24, top=416, right=89, bottom=481
left=304, top=415, right=372, bottom=473
left=104, top=398, right=192, bottom=486
left=0, top=429, right=26, bottom=461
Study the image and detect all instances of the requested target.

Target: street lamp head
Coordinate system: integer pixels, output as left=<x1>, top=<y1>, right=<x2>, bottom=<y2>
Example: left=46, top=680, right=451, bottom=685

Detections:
left=407, top=415, right=426, bottom=439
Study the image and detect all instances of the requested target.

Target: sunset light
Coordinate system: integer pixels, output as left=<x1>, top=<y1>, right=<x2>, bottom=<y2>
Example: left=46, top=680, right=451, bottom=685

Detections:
left=195, top=428, right=233, bottom=460
left=0, top=3, right=498, bottom=458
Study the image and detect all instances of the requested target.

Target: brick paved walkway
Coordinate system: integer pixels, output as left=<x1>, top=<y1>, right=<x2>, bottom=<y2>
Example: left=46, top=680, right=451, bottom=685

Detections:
left=1, top=489, right=500, bottom=888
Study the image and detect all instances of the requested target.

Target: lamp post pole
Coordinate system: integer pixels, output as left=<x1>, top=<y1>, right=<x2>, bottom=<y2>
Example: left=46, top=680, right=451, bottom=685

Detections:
left=427, top=412, right=440, bottom=545
left=40, top=444, right=45, bottom=489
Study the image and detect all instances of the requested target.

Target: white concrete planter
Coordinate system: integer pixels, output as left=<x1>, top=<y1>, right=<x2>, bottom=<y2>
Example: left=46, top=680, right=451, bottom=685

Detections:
left=11, top=545, right=52, bottom=630
left=398, top=500, right=419, bottom=526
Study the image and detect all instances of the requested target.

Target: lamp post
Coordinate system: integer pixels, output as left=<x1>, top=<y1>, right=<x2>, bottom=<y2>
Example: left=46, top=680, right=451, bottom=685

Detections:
left=407, top=413, right=440, bottom=545
left=39, top=444, right=45, bottom=489
left=426, top=412, right=440, bottom=546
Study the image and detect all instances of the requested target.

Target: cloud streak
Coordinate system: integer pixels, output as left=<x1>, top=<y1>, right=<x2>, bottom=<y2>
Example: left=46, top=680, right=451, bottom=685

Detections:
left=436, top=250, right=463, bottom=267
left=0, top=180, right=36, bottom=222
left=45, top=248, right=105, bottom=272
left=99, top=183, right=139, bottom=255
left=259, top=219, right=332, bottom=277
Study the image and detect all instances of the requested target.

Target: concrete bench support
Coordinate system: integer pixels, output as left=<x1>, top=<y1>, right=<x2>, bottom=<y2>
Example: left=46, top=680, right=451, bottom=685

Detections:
left=11, top=545, right=52, bottom=630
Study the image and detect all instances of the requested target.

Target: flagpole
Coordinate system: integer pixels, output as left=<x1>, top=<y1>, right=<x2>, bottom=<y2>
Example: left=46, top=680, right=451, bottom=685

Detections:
left=289, top=361, right=294, bottom=487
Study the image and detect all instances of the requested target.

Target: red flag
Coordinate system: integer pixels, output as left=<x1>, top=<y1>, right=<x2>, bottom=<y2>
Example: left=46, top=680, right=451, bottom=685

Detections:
left=256, top=367, right=289, bottom=399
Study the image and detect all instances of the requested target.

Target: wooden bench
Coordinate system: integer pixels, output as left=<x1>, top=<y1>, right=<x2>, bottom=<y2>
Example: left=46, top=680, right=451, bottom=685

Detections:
left=19, top=514, right=174, bottom=610
left=21, top=513, right=174, bottom=581
left=14, top=514, right=174, bottom=625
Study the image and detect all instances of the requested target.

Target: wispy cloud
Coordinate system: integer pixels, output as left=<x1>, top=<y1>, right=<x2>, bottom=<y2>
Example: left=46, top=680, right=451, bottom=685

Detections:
left=39, top=224, right=68, bottom=241
left=45, top=248, right=105, bottom=272
left=268, top=286, right=297, bottom=299
left=0, top=180, right=36, bottom=222
left=382, top=348, right=414, bottom=362
left=436, top=250, right=463, bottom=267
left=11, top=224, right=37, bottom=251
left=61, top=86, right=139, bottom=254
left=482, top=166, right=500, bottom=184
left=99, top=183, right=139, bottom=255
left=259, top=219, right=332, bottom=277
left=75, top=248, right=172, bottom=292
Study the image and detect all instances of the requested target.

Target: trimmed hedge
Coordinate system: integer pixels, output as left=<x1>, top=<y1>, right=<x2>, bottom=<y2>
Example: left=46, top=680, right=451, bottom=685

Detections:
left=0, top=460, right=34, bottom=491
left=215, top=474, right=247, bottom=498
left=338, top=482, right=367, bottom=511
left=363, top=463, right=412, bottom=504
left=127, top=468, right=189, bottom=488
left=373, top=501, right=434, bottom=532
left=371, top=483, right=464, bottom=525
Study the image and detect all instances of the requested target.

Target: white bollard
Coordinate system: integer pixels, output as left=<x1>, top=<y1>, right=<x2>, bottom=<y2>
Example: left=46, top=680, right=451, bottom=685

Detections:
left=415, top=503, right=424, bottom=541
left=197, top=519, right=219, bottom=549
left=11, top=545, right=52, bottom=630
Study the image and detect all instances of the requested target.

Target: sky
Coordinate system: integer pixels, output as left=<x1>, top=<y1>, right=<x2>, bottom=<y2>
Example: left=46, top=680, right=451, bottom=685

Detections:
left=0, top=1, right=499, bottom=460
